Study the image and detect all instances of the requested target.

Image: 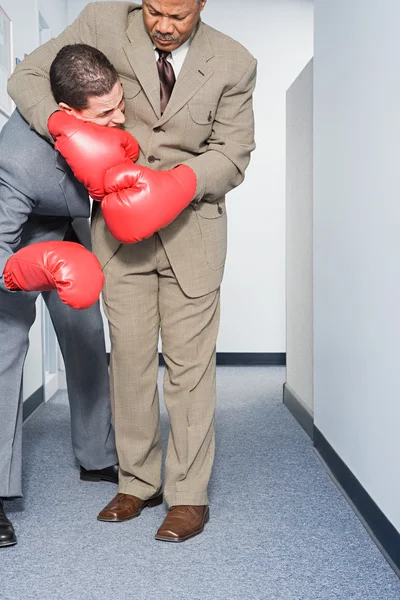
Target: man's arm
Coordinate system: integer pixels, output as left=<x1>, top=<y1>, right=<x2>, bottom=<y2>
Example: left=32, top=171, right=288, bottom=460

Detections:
left=0, top=159, right=104, bottom=307
left=184, top=57, right=257, bottom=203
left=7, top=3, right=97, bottom=141
left=97, top=57, right=257, bottom=244
left=0, top=160, right=35, bottom=291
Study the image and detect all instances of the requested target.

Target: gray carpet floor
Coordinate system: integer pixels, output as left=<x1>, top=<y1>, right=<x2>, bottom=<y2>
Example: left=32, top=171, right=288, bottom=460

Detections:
left=1, top=366, right=399, bottom=600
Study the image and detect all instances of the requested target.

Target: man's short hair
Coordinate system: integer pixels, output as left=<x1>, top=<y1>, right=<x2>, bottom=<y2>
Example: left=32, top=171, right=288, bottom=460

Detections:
left=50, top=44, right=119, bottom=110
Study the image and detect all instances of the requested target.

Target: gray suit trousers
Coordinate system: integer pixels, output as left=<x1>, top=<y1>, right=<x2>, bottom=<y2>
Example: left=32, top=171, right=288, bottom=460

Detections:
left=0, top=287, right=117, bottom=498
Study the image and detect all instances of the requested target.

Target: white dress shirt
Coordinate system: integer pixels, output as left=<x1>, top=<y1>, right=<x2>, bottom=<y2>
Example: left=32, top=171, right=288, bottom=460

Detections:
left=154, top=37, right=192, bottom=78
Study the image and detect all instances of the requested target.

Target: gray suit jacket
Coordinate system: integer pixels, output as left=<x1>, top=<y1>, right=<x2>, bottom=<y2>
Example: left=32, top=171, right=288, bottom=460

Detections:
left=0, top=110, right=90, bottom=290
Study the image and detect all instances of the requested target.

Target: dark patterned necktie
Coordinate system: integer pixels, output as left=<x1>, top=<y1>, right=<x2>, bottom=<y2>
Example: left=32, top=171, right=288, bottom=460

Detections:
left=156, top=49, right=176, bottom=115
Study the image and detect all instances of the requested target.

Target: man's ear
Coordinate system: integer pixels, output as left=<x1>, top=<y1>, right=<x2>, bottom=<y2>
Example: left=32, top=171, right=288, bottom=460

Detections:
left=58, top=102, right=87, bottom=122
left=58, top=102, right=74, bottom=114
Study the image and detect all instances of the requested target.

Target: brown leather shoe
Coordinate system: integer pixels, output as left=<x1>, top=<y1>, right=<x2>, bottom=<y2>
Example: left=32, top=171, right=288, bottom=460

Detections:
left=97, top=492, right=163, bottom=522
left=155, top=505, right=209, bottom=542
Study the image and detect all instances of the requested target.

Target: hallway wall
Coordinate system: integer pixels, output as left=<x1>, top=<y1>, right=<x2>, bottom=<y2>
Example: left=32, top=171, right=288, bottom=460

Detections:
left=286, top=59, right=313, bottom=415
left=313, top=0, right=400, bottom=533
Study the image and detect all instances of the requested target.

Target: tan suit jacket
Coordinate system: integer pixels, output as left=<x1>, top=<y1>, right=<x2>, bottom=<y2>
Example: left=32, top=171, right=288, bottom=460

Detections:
left=8, top=2, right=257, bottom=298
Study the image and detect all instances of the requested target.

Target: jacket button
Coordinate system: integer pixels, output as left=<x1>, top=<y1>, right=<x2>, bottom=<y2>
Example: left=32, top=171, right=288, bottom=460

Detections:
left=148, top=155, right=156, bottom=163
left=217, top=205, right=223, bottom=214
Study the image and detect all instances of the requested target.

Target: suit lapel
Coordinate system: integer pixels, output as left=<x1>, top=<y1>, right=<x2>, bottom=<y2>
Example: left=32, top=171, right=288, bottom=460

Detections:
left=123, top=12, right=161, bottom=118
left=55, top=152, right=70, bottom=203
left=55, top=152, right=66, bottom=174
left=55, top=152, right=89, bottom=218
left=158, top=22, right=215, bottom=126
left=123, top=16, right=215, bottom=124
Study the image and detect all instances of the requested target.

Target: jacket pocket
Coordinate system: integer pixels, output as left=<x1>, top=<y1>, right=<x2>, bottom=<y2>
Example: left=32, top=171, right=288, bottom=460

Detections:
left=119, top=78, right=142, bottom=126
left=120, top=77, right=142, bottom=99
left=183, top=102, right=219, bottom=152
left=188, top=102, right=218, bottom=125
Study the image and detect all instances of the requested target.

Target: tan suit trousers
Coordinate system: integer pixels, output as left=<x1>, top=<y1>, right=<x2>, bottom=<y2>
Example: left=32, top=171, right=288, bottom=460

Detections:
left=102, top=234, right=220, bottom=507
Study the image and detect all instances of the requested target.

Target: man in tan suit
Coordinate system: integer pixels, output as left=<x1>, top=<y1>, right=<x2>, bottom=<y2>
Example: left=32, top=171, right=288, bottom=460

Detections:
left=8, top=0, right=256, bottom=542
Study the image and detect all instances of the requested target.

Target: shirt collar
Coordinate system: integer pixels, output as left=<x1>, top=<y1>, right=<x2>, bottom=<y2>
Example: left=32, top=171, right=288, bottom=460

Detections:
left=171, top=36, right=191, bottom=61
left=154, top=35, right=192, bottom=60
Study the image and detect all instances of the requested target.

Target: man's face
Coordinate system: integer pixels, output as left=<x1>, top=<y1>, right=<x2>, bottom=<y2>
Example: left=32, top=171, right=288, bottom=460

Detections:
left=59, top=80, right=125, bottom=127
left=143, top=0, right=207, bottom=52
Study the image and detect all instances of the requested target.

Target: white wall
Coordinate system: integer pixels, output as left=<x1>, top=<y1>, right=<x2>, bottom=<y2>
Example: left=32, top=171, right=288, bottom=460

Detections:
left=314, top=0, right=400, bottom=532
left=0, top=1, right=38, bottom=130
left=67, top=0, right=314, bottom=353
left=286, top=59, right=313, bottom=413
left=38, top=0, right=68, bottom=36
left=0, top=0, right=67, bottom=123
left=0, top=0, right=68, bottom=400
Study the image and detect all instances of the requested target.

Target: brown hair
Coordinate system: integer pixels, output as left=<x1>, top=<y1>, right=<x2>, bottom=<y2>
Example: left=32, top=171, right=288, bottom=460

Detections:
left=50, top=44, right=118, bottom=110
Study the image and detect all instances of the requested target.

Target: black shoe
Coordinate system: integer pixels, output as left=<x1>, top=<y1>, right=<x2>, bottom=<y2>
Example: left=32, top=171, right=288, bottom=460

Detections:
left=80, top=465, right=118, bottom=484
left=0, top=500, right=17, bottom=547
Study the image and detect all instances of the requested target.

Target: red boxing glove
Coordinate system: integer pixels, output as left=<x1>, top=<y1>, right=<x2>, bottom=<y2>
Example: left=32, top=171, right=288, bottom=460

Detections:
left=47, top=111, right=140, bottom=201
left=102, top=163, right=197, bottom=243
left=3, top=241, right=104, bottom=310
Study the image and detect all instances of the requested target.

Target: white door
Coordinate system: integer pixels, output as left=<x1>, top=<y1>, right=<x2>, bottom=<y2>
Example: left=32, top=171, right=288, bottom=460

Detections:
left=39, top=12, right=59, bottom=402
left=41, top=301, right=59, bottom=402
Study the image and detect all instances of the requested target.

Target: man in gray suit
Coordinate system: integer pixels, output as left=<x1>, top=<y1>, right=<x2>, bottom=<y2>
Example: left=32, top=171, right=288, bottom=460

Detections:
left=0, top=45, right=126, bottom=547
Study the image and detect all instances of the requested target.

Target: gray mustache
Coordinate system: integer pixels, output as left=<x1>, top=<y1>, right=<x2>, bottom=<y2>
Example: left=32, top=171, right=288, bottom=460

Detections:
left=152, top=32, right=179, bottom=42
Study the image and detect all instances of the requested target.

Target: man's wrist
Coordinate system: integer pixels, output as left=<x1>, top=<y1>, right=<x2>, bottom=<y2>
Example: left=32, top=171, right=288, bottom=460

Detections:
left=179, top=160, right=206, bottom=203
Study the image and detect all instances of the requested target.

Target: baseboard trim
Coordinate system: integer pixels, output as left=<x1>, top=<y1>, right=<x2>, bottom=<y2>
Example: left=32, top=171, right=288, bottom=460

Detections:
left=282, top=383, right=314, bottom=438
left=314, top=427, right=400, bottom=576
left=215, top=353, right=286, bottom=366
left=107, top=352, right=286, bottom=367
left=23, top=385, right=44, bottom=422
